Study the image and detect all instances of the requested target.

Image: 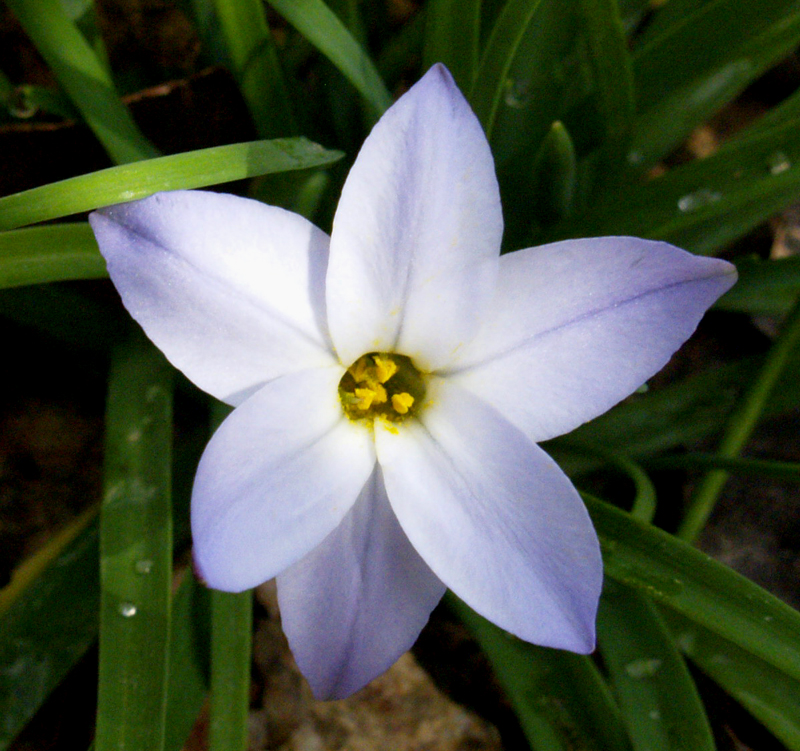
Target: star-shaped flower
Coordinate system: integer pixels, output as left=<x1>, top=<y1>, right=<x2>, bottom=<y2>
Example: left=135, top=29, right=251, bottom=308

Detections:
left=89, top=64, right=736, bottom=699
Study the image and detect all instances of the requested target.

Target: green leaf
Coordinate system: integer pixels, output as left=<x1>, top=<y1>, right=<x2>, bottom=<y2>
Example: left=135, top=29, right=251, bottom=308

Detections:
left=678, top=293, right=800, bottom=542
left=469, top=0, right=547, bottom=142
left=554, top=360, right=754, bottom=474
left=565, top=114, right=800, bottom=256
left=585, top=495, right=800, bottom=687
left=471, top=0, right=635, bottom=246
left=0, top=137, right=343, bottom=231
left=576, top=0, right=635, bottom=173
left=531, top=121, right=578, bottom=225
left=164, top=575, right=211, bottom=751
left=209, top=591, right=253, bottom=751
left=649, top=452, right=800, bottom=483
left=6, top=0, right=158, bottom=164
left=663, top=608, right=800, bottom=750
left=0, top=514, right=99, bottom=751
left=447, top=592, right=632, bottom=751
left=266, top=0, right=392, bottom=120
left=0, top=224, right=105, bottom=289
left=211, top=0, right=295, bottom=137
left=95, top=336, right=174, bottom=751
left=630, top=0, right=800, bottom=168
left=423, top=0, right=481, bottom=92
left=717, top=255, right=800, bottom=316
left=598, top=580, right=715, bottom=751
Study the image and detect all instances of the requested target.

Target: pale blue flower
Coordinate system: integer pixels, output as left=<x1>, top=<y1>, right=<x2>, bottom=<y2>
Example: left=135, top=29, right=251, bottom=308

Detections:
left=90, top=64, right=736, bottom=699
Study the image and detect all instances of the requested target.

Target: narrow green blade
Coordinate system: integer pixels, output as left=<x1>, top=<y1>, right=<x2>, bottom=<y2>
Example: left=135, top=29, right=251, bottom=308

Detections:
left=211, top=0, right=295, bottom=137
left=267, top=0, right=392, bottom=119
left=0, top=514, right=99, bottom=751
left=95, top=336, right=174, bottom=751
left=0, top=137, right=343, bottom=231
left=567, top=115, right=800, bottom=256
left=586, top=495, right=800, bottom=686
left=164, top=575, right=211, bottom=751
left=209, top=591, right=253, bottom=751
left=0, top=224, right=104, bottom=289
left=6, top=0, right=158, bottom=164
left=717, top=256, right=800, bottom=317
left=631, top=0, right=800, bottom=167
left=423, top=0, right=481, bottom=92
left=448, top=593, right=632, bottom=751
left=598, top=580, right=715, bottom=751
left=663, top=608, right=800, bottom=750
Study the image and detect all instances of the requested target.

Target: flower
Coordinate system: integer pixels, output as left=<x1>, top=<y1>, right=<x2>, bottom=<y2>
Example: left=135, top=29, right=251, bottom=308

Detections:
left=89, top=64, right=737, bottom=699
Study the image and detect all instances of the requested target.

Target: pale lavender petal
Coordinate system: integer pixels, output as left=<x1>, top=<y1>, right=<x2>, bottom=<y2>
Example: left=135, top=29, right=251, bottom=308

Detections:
left=277, top=465, right=446, bottom=699
left=192, top=367, right=375, bottom=592
left=446, top=237, right=737, bottom=442
left=90, top=190, right=335, bottom=406
left=375, top=377, right=602, bottom=652
left=326, top=64, right=502, bottom=370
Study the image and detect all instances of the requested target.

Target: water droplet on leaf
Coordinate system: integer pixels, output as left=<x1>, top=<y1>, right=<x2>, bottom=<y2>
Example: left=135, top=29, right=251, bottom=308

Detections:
left=768, top=151, right=791, bottom=175
left=625, top=657, right=662, bottom=678
left=119, top=602, right=137, bottom=617
left=677, top=189, right=721, bottom=213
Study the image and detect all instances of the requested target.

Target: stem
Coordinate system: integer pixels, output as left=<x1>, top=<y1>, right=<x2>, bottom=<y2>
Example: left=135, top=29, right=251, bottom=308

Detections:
left=678, top=294, right=800, bottom=542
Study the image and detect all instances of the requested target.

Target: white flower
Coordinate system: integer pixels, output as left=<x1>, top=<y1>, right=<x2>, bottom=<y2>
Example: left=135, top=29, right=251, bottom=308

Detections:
left=89, top=64, right=737, bottom=699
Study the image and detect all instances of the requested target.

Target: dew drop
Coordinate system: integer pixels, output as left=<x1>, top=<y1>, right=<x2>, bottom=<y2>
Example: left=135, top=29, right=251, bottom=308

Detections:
left=677, top=189, right=721, bottom=213
left=503, top=79, right=530, bottom=109
left=627, top=149, right=644, bottom=166
left=134, top=559, right=154, bottom=575
left=127, top=428, right=142, bottom=443
left=625, top=657, right=662, bottom=678
left=768, top=151, right=791, bottom=176
left=649, top=710, right=661, bottom=721
left=119, top=602, right=137, bottom=618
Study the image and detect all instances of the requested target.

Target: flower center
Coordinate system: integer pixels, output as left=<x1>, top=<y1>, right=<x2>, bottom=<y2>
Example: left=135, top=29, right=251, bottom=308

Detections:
left=339, top=352, right=426, bottom=423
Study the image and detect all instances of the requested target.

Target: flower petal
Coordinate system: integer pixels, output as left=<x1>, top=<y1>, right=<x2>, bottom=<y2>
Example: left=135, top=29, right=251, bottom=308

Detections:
left=277, top=465, right=445, bottom=699
left=375, top=378, right=602, bottom=652
left=191, top=367, right=375, bottom=591
left=326, top=64, right=502, bottom=370
left=446, top=237, right=737, bottom=442
left=90, top=190, right=335, bottom=406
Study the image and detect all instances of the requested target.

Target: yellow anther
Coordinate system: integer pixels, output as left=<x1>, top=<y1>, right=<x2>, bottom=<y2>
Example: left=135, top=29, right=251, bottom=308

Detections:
left=392, top=392, right=414, bottom=414
left=354, top=388, right=376, bottom=410
left=373, top=356, right=398, bottom=384
left=351, top=358, right=370, bottom=383
left=339, top=352, right=425, bottom=423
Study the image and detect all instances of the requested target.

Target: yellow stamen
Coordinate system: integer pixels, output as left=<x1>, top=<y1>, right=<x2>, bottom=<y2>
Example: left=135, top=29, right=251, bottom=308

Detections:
left=339, top=352, right=426, bottom=423
left=354, top=388, right=376, bottom=410
left=391, top=392, right=414, bottom=414
left=373, top=355, right=398, bottom=384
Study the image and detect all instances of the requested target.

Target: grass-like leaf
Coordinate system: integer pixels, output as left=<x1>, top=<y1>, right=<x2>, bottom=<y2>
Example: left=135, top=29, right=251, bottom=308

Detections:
left=586, top=494, right=800, bottom=686
left=209, top=591, right=253, bottom=751
left=211, top=0, right=295, bottom=137
left=0, top=137, right=343, bottom=231
left=5, top=0, right=158, bottom=164
left=630, top=0, right=800, bottom=168
left=448, top=592, right=633, bottom=751
left=718, top=256, right=800, bottom=316
left=0, top=224, right=104, bottom=289
left=565, top=113, right=800, bottom=256
left=0, top=516, right=99, bottom=751
left=95, top=335, right=173, bottom=751
left=423, top=0, right=481, bottom=92
left=663, top=608, right=800, bottom=750
left=267, top=0, right=392, bottom=120
left=598, top=580, right=714, bottom=751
